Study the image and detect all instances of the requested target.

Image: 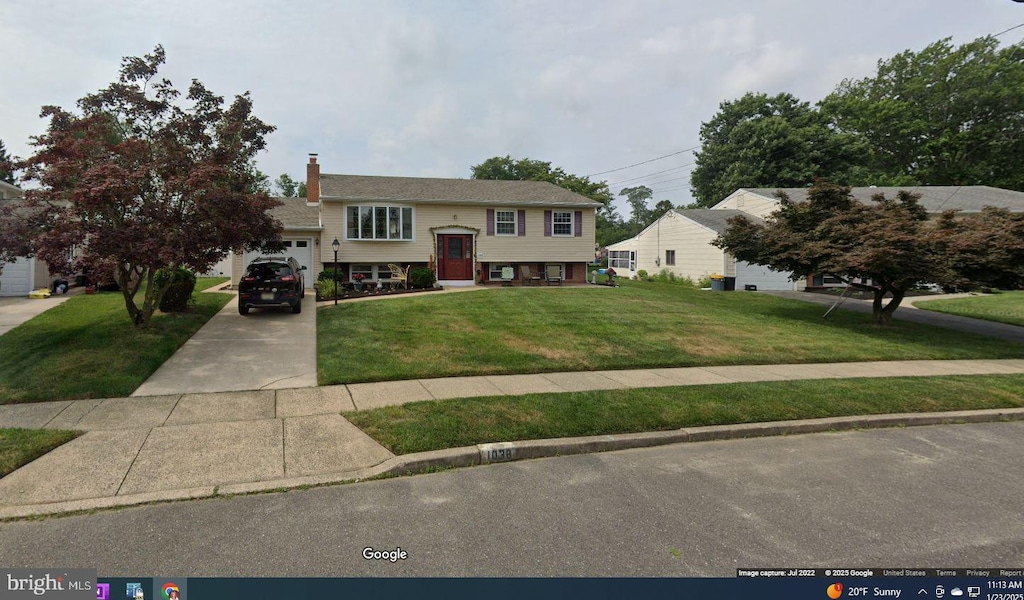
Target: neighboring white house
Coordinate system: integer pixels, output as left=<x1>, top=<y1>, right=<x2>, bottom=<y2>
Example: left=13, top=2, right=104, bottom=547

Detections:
left=605, top=209, right=798, bottom=290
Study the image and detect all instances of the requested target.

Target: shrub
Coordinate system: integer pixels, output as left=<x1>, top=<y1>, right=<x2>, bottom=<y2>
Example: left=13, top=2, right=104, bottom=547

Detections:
left=315, top=280, right=341, bottom=300
left=155, top=267, right=197, bottom=312
left=696, top=274, right=712, bottom=288
left=318, top=268, right=345, bottom=283
left=410, top=267, right=437, bottom=289
left=636, top=269, right=648, bottom=279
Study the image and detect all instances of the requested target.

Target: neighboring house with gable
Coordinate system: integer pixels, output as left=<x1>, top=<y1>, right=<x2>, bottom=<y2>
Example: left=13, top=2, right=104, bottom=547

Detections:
left=606, top=185, right=1024, bottom=291
left=606, top=209, right=797, bottom=290
left=232, top=155, right=601, bottom=287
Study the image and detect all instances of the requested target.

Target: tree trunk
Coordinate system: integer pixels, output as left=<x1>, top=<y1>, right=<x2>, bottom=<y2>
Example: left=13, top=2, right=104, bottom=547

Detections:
left=871, top=285, right=906, bottom=326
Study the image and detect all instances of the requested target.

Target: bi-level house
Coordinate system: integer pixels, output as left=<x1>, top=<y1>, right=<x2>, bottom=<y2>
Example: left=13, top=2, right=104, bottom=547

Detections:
left=232, top=155, right=602, bottom=287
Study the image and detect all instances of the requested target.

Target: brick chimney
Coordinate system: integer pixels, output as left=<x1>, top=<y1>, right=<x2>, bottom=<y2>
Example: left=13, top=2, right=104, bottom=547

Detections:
left=306, top=153, right=320, bottom=206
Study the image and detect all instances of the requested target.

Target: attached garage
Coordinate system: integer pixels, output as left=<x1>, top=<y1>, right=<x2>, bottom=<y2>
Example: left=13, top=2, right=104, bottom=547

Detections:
left=0, top=257, right=33, bottom=297
left=241, top=238, right=314, bottom=280
left=734, top=260, right=795, bottom=291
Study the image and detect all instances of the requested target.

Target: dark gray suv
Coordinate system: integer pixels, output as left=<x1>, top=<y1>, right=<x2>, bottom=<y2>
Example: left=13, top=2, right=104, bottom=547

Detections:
left=238, top=256, right=306, bottom=315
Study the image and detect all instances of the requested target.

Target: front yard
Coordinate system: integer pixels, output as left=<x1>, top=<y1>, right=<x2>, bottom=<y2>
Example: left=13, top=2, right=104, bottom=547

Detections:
left=0, top=278, right=230, bottom=403
left=318, top=282, right=1024, bottom=384
left=914, top=291, right=1024, bottom=328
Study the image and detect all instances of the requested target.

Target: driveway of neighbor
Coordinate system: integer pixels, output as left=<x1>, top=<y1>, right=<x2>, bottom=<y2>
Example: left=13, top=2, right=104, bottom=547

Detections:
left=0, top=295, right=74, bottom=337
left=131, top=292, right=316, bottom=396
left=761, top=290, right=1024, bottom=345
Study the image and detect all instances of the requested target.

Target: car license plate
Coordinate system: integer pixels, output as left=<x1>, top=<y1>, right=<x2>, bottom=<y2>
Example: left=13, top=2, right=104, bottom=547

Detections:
left=261, top=292, right=274, bottom=301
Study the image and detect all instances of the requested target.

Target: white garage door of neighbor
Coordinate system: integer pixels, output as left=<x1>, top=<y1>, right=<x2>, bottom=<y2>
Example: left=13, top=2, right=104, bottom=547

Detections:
left=735, top=261, right=794, bottom=291
left=0, top=257, right=32, bottom=297
left=243, top=239, right=313, bottom=281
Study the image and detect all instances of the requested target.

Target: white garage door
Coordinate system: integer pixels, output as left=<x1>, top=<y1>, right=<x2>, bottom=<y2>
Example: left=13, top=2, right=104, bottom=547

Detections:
left=735, top=261, right=794, bottom=291
left=242, top=238, right=313, bottom=282
left=0, top=257, right=32, bottom=297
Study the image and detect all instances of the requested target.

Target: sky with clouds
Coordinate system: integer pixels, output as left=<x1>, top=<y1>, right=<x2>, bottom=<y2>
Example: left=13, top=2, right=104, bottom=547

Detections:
left=2, top=0, right=1022, bottom=210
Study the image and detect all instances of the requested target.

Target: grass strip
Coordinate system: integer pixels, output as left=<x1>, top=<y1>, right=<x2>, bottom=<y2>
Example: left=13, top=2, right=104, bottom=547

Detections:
left=0, top=278, right=232, bottom=403
left=0, top=428, right=82, bottom=477
left=915, top=292, right=1024, bottom=328
left=344, top=375, right=1024, bottom=454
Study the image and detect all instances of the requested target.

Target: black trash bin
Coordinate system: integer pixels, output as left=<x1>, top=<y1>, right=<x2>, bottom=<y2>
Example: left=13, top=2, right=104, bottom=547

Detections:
left=724, top=276, right=736, bottom=291
left=710, top=278, right=725, bottom=291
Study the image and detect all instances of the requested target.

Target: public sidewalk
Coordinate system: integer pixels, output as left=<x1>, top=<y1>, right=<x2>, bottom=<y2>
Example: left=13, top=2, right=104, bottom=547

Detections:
left=2, top=359, right=1024, bottom=517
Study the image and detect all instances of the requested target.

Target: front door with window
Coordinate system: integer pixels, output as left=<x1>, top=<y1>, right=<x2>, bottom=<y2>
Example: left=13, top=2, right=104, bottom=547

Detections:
left=437, top=234, right=473, bottom=280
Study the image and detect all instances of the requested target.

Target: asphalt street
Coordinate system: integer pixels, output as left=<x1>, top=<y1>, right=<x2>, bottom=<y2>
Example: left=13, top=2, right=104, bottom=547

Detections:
left=1, top=422, right=1021, bottom=576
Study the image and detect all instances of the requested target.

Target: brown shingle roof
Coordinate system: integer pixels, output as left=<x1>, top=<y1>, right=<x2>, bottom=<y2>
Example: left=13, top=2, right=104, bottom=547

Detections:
left=674, top=209, right=763, bottom=234
left=740, top=186, right=1024, bottom=213
left=319, top=174, right=603, bottom=207
left=269, top=196, right=320, bottom=229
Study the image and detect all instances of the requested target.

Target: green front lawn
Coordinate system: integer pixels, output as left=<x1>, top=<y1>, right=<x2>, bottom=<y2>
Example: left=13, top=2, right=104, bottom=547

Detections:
left=0, top=428, right=82, bottom=476
left=318, top=282, right=1024, bottom=384
left=915, top=292, right=1024, bottom=328
left=0, top=278, right=232, bottom=403
left=346, top=375, right=1024, bottom=454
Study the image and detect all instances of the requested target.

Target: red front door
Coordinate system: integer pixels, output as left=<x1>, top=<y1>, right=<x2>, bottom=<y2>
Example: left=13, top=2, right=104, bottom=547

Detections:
left=438, top=234, right=473, bottom=280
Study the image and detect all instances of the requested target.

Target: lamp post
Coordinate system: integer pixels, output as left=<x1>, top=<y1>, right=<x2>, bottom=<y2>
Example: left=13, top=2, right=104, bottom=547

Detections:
left=332, top=238, right=340, bottom=306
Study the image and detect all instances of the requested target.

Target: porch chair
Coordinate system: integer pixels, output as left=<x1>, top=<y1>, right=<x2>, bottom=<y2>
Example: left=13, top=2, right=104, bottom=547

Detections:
left=387, top=264, right=409, bottom=289
left=545, top=264, right=563, bottom=286
left=519, top=265, right=542, bottom=286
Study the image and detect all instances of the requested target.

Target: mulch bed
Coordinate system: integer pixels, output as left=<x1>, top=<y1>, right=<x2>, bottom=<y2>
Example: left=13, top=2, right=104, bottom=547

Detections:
left=317, top=286, right=446, bottom=302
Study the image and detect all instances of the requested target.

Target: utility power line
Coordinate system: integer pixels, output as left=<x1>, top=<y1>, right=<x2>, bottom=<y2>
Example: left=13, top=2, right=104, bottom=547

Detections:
left=585, top=146, right=699, bottom=177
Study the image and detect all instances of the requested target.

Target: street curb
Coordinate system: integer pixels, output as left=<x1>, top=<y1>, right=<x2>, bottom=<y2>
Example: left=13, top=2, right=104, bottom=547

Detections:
left=3, top=407, right=1023, bottom=519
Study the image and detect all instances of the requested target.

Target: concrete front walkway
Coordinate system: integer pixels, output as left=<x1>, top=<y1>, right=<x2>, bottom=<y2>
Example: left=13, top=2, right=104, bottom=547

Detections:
left=2, top=359, right=1024, bottom=516
left=132, top=290, right=317, bottom=396
left=0, top=295, right=74, bottom=337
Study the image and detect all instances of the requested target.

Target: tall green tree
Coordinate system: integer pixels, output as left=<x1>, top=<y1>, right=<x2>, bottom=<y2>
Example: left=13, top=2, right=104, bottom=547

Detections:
left=821, top=36, right=1024, bottom=191
left=0, top=139, right=14, bottom=184
left=689, top=92, right=866, bottom=207
left=275, top=173, right=299, bottom=197
left=619, top=185, right=654, bottom=226
left=22, top=46, right=283, bottom=327
left=471, top=155, right=620, bottom=245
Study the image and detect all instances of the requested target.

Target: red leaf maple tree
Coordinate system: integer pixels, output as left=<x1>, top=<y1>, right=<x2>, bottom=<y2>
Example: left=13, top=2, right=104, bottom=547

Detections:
left=20, top=46, right=284, bottom=327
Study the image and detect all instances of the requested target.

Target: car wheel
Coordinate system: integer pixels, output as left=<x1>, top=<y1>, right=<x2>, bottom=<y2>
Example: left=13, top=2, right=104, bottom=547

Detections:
left=239, top=304, right=249, bottom=315
left=292, top=298, right=302, bottom=314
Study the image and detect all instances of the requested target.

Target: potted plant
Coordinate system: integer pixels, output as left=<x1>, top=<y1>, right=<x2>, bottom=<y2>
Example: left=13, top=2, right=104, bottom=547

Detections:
left=352, top=272, right=365, bottom=291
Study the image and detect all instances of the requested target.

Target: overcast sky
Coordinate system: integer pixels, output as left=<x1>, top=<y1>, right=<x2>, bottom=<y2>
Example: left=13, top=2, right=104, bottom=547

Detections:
left=2, top=0, right=1022, bottom=209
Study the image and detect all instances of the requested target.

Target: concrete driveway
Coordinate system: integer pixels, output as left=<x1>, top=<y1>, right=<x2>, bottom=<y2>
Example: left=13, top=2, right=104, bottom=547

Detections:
left=132, top=292, right=317, bottom=395
left=0, top=295, right=73, bottom=337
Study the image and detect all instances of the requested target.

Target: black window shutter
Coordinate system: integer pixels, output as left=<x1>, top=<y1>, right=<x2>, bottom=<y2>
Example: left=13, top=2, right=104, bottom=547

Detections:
left=574, top=211, right=583, bottom=237
left=518, top=210, right=526, bottom=236
left=544, top=210, right=552, bottom=237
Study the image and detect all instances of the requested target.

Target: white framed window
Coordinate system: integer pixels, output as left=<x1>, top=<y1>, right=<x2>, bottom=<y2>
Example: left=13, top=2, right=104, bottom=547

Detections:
left=489, top=263, right=512, bottom=280
left=665, top=250, right=675, bottom=266
left=495, top=210, right=516, bottom=235
left=350, top=264, right=395, bottom=281
left=609, top=250, right=632, bottom=270
left=346, top=205, right=414, bottom=240
left=552, top=211, right=572, bottom=236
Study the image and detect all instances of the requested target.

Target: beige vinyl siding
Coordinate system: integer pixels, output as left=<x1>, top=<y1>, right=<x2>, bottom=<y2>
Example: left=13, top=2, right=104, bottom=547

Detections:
left=607, top=213, right=725, bottom=280
left=320, top=202, right=595, bottom=264
left=714, top=190, right=778, bottom=218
